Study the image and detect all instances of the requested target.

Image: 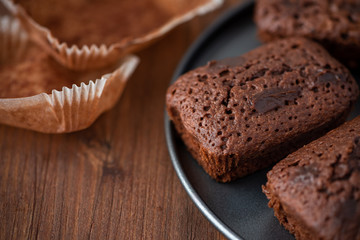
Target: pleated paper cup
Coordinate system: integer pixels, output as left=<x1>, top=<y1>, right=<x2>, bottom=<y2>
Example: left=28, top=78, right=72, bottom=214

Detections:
left=2, top=0, right=223, bottom=71
left=0, top=16, right=139, bottom=133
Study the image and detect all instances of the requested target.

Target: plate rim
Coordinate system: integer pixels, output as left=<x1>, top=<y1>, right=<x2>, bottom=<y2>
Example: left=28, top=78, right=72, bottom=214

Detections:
left=164, top=1, right=254, bottom=240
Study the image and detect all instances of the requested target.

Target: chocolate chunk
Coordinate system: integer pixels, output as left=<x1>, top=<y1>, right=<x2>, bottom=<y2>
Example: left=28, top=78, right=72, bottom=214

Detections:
left=252, top=88, right=300, bottom=114
left=206, top=56, right=245, bottom=75
left=317, top=71, right=347, bottom=84
left=318, top=72, right=337, bottom=83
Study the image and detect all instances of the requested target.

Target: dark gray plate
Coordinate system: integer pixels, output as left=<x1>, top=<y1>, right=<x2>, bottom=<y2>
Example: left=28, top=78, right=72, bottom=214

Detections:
left=164, top=1, right=360, bottom=239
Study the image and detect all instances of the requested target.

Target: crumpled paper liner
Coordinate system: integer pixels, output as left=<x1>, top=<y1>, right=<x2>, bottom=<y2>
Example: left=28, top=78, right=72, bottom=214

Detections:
left=2, top=0, right=223, bottom=71
left=0, top=16, right=139, bottom=133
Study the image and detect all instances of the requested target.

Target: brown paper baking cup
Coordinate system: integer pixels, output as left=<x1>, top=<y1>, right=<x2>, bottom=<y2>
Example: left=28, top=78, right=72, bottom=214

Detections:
left=0, top=14, right=27, bottom=64
left=2, top=0, right=223, bottom=71
left=0, top=16, right=139, bottom=133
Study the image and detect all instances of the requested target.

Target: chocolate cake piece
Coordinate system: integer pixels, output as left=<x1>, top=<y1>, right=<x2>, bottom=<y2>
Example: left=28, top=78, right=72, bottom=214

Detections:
left=255, top=0, right=360, bottom=67
left=263, top=116, right=360, bottom=240
left=166, top=37, right=358, bottom=182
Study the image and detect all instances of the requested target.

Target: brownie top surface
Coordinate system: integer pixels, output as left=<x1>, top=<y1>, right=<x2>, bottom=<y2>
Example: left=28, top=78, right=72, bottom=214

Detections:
left=255, top=0, right=360, bottom=46
left=166, top=37, right=358, bottom=156
left=266, top=116, right=360, bottom=239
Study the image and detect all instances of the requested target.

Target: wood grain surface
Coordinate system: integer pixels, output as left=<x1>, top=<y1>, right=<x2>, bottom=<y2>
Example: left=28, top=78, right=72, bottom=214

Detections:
left=0, top=1, right=241, bottom=239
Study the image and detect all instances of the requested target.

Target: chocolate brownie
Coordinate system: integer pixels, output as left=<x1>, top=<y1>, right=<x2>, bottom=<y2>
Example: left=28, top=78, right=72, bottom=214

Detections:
left=166, top=38, right=358, bottom=182
left=263, top=116, right=360, bottom=240
left=255, top=0, right=360, bottom=67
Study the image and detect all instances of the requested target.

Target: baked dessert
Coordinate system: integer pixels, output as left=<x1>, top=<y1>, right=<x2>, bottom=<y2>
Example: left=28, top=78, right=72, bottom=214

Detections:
left=263, top=116, right=360, bottom=240
left=255, top=0, right=360, bottom=67
left=166, top=37, right=358, bottom=182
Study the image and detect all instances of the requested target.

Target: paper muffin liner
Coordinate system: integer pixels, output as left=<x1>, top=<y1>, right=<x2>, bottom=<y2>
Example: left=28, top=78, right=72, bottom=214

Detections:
left=0, top=14, right=27, bottom=64
left=0, top=16, right=139, bottom=133
left=2, top=0, right=223, bottom=71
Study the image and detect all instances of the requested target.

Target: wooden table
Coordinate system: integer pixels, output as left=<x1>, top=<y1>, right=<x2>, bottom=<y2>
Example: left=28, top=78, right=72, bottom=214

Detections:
left=0, top=1, right=240, bottom=239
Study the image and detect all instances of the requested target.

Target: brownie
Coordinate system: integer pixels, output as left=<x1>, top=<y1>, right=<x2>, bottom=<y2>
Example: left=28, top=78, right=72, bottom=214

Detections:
left=166, top=38, right=358, bottom=182
left=255, top=0, right=360, bottom=67
left=263, top=116, right=360, bottom=240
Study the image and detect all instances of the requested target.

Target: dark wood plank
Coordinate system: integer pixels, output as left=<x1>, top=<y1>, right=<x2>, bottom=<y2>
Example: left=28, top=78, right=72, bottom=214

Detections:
left=0, top=1, right=240, bottom=239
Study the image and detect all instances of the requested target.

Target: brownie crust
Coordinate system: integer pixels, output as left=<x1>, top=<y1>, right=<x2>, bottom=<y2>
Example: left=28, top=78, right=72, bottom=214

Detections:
left=166, top=37, right=358, bottom=182
left=255, top=0, right=360, bottom=67
left=263, top=116, right=360, bottom=240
